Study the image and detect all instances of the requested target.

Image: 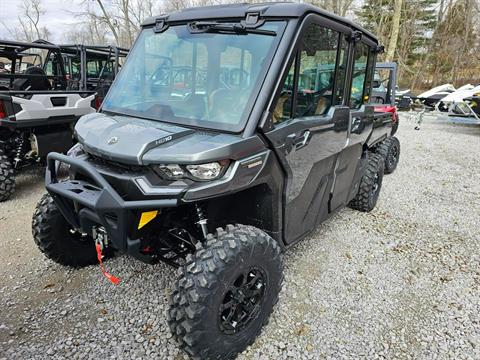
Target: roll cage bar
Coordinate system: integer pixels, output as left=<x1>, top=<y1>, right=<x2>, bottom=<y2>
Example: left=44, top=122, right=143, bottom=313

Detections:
left=0, top=39, right=67, bottom=91
left=59, top=45, right=129, bottom=92
left=0, top=39, right=129, bottom=95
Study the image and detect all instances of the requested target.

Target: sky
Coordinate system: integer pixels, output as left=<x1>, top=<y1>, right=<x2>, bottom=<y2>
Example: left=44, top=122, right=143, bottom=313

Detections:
left=0, top=0, right=84, bottom=42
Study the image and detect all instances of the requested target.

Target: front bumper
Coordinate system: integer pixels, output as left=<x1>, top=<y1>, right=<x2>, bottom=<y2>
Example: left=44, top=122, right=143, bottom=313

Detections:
left=46, top=153, right=177, bottom=262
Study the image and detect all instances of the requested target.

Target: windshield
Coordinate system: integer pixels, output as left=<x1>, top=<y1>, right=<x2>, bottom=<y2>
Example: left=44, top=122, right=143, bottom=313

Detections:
left=102, top=21, right=286, bottom=132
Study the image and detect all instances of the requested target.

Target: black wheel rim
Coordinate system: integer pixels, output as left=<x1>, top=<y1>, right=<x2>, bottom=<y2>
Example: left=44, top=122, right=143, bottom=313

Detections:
left=218, top=267, right=267, bottom=335
left=388, top=145, right=398, bottom=167
left=372, top=172, right=380, bottom=196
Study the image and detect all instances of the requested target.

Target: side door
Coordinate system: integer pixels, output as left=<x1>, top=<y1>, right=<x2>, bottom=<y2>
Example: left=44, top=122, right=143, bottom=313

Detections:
left=330, top=39, right=377, bottom=210
left=349, top=41, right=376, bottom=146
left=264, top=16, right=352, bottom=244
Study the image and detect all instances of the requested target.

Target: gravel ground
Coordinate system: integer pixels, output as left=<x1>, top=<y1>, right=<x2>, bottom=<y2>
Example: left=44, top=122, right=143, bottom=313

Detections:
left=1, top=114, right=479, bottom=360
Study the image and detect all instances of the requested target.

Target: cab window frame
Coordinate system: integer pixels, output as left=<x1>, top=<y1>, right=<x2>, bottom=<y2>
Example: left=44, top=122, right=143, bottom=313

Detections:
left=269, top=14, right=353, bottom=128
left=294, top=25, right=341, bottom=118
left=348, top=38, right=377, bottom=109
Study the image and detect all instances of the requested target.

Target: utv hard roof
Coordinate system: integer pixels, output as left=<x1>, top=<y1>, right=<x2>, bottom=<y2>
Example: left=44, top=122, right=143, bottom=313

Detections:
left=142, top=2, right=377, bottom=43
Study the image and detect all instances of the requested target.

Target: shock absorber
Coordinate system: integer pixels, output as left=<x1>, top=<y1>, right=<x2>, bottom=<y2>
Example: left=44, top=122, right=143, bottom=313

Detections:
left=13, top=135, right=25, bottom=168
left=195, top=204, right=208, bottom=240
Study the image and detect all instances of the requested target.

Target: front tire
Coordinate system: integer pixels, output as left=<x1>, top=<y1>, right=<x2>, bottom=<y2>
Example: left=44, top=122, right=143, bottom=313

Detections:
left=168, top=224, right=283, bottom=360
left=32, top=194, right=97, bottom=267
left=0, top=149, right=15, bottom=202
left=349, top=153, right=384, bottom=212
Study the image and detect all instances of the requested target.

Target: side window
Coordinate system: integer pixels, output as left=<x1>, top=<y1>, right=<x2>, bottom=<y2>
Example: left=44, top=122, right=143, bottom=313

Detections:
left=272, top=22, right=342, bottom=127
left=97, top=60, right=115, bottom=79
left=295, top=24, right=339, bottom=118
left=364, top=48, right=375, bottom=103
left=350, top=42, right=370, bottom=109
left=272, top=60, right=295, bottom=125
left=44, top=59, right=53, bottom=75
left=87, top=61, right=99, bottom=77
left=70, top=60, right=80, bottom=79
left=44, top=53, right=56, bottom=75
left=334, top=35, right=349, bottom=105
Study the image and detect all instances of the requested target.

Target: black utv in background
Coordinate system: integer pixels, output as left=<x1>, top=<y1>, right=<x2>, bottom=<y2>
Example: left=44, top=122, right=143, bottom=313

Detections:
left=32, top=3, right=399, bottom=359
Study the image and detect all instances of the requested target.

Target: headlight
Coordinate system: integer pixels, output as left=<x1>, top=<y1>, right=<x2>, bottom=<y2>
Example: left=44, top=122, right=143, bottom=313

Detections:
left=57, top=143, right=85, bottom=180
left=157, top=164, right=185, bottom=180
left=67, top=143, right=85, bottom=158
left=186, top=163, right=223, bottom=180
left=154, top=160, right=229, bottom=181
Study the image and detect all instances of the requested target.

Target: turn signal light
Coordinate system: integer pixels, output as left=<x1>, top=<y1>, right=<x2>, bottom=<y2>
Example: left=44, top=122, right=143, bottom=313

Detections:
left=138, top=210, right=159, bottom=229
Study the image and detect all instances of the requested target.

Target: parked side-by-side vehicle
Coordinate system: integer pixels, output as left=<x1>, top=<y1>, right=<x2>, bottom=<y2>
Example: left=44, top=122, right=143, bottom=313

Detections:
left=0, top=40, right=128, bottom=201
left=31, top=3, right=400, bottom=359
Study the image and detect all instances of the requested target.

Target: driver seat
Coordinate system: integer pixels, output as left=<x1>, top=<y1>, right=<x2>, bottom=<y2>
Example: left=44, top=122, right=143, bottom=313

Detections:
left=209, top=89, right=239, bottom=122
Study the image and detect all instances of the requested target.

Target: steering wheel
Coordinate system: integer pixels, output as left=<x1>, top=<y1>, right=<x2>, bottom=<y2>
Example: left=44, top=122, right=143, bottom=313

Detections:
left=297, top=85, right=333, bottom=117
left=149, top=57, right=173, bottom=84
left=151, top=66, right=172, bottom=84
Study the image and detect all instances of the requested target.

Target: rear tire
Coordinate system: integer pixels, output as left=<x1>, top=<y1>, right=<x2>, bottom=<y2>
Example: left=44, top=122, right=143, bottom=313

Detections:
left=391, top=118, right=399, bottom=135
left=384, top=137, right=400, bottom=174
left=349, top=153, right=384, bottom=212
left=374, top=138, right=391, bottom=162
left=0, top=149, right=15, bottom=202
left=168, top=224, right=283, bottom=360
left=32, top=193, right=97, bottom=267
left=374, top=137, right=400, bottom=175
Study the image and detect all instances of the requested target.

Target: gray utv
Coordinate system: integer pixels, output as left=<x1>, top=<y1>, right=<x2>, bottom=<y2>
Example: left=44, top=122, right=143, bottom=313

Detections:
left=32, top=3, right=397, bottom=359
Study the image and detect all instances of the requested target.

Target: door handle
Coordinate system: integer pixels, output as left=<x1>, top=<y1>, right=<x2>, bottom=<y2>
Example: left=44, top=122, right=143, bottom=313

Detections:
left=351, top=117, right=363, bottom=134
left=294, top=130, right=311, bottom=150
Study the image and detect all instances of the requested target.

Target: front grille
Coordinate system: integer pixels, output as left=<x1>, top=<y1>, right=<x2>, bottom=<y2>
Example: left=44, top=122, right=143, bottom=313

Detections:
left=87, top=153, right=144, bottom=173
left=81, top=153, right=147, bottom=200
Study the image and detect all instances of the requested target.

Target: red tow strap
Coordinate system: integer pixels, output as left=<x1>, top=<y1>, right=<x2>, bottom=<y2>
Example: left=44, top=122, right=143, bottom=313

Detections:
left=95, top=243, right=121, bottom=285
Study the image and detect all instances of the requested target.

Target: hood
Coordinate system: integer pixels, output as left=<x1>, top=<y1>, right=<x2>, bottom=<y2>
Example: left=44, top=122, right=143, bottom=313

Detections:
left=74, top=113, right=265, bottom=165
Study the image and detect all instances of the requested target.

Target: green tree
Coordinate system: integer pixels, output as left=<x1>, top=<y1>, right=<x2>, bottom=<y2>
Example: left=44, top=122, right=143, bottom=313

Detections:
left=429, top=0, right=477, bottom=86
left=357, top=0, right=438, bottom=88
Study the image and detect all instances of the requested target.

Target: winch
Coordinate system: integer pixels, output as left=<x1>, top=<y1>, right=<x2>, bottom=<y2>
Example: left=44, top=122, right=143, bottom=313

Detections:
left=93, top=226, right=120, bottom=285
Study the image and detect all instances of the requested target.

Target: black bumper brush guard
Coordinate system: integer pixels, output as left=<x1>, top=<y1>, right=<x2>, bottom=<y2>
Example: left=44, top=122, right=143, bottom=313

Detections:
left=46, top=152, right=178, bottom=264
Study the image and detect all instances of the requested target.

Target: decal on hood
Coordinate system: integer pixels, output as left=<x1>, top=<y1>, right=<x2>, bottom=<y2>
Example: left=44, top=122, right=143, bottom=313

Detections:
left=137, top=132, right=193, bottom=163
